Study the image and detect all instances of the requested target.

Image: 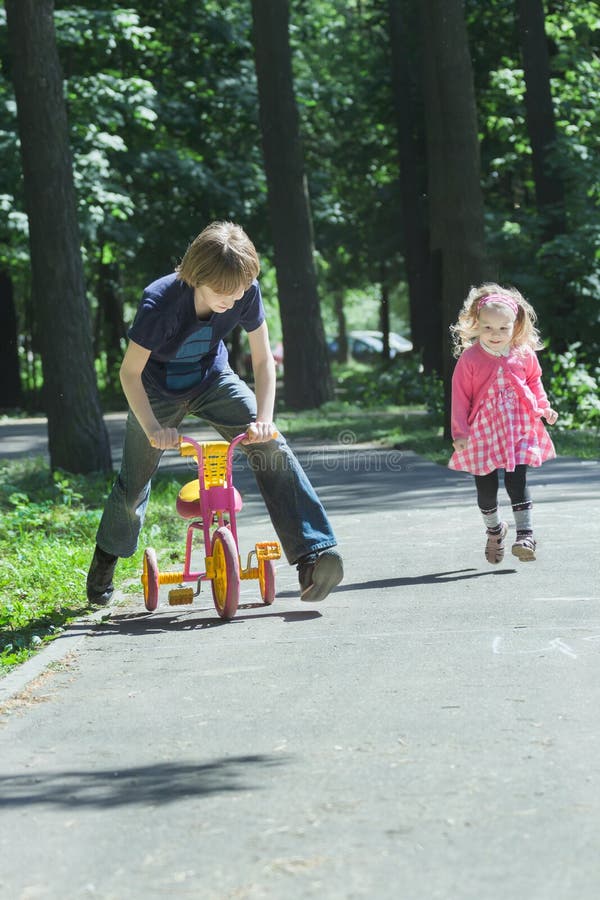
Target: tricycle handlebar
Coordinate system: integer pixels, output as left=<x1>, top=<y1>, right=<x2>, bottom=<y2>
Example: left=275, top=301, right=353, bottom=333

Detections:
left=178, top=432, right=248, bottom=460
left=179, top=430, right=278, bottom=458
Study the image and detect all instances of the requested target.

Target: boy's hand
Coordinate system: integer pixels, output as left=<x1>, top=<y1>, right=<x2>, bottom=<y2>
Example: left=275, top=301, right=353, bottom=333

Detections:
left=453, top=438, right=468, bottom=452
left=542, top=408, right=558, bottom=425
left=148, top=427, right=180, bottom=450
left=243, top=421, right=278, bottom=444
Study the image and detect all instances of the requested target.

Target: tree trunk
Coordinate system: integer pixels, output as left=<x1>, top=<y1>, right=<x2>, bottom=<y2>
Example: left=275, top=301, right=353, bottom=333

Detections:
left=516, top=0, right=567, bottom=243
left=387, top=0, right=440, bottom=373
left=5, top=0, right=112, bottom=473
left=379, top=267, right=392, bottom=363
left=0, top=270, right=22, bottom=409
left=22, top=291, right=39, bottom=402
left=227, top=325, right=244, bottom=377
left=251, top=0, right=333, bottom=410
left=419, top=0, right=489, bottom=435
left=333, top=290, right=348, bottom=363
left=96, top=256, right=125, bottom=395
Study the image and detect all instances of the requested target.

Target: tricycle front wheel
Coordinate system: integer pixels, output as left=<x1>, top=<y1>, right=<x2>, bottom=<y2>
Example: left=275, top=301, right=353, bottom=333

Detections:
left=211, top=527, right=240, bottom=619
left=259, top=558, right=276, bottom=605
left=142, top=548, right=160, bottom=612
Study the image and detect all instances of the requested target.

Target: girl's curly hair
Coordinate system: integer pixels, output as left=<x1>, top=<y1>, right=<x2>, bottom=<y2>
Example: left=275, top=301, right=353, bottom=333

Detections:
left=450, top=282, right=543, bottom=358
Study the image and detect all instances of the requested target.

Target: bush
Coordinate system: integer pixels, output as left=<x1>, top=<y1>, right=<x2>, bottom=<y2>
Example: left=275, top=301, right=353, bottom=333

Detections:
left=544, top=344, right=600, bottom=429
left=334, top=355, right=444, bottom=420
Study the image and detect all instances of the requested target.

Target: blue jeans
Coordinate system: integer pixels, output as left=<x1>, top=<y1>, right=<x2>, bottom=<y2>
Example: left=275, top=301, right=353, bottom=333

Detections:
left=96, top=370, right=337, bottom=564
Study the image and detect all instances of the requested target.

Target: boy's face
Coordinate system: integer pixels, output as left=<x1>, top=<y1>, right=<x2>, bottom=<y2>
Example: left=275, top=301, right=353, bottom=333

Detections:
left=194, top=284, right=246, bottom=316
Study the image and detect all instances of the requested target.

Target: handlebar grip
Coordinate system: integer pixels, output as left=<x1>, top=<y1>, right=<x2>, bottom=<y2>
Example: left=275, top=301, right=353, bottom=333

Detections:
left=235, top=428, right=279, bottom=445
left=179, top=441, right=197, bottom=457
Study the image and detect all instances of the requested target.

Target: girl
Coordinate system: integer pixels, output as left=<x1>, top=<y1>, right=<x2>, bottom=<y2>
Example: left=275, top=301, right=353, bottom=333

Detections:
left=448, top=283, right=558, bottom=564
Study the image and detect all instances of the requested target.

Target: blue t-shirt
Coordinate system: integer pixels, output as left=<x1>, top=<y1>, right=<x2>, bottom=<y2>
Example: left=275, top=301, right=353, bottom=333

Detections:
left=128, top=273, right=265, bottom=399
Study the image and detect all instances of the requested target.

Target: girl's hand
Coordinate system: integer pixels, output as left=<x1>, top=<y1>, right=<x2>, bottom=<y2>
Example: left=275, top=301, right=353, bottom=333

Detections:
left=148, top=427, right=180, bottom=450
left=453, top=438, right=468, bottom=452
left=542, top=408, right=558, bottom=425
left=243, top=421, right=278, bottom=444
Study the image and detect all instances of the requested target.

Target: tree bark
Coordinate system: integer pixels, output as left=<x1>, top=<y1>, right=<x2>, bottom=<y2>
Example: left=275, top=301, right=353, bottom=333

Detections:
left=516, top=0, right=567, bottom=243
left=387, top=0, right=440, bottom=373
left=251, top=0, right=333, bottom=409
left=333, top=290, right=348, bottom=363
left=227, top=325, right=244, bottom=377
left=5, top=0, right=112, bottom=473
left=379, top=266, right=392, bottom=363
left=96, top=256, right=126, bottom=395
left=419, top=0, right=489, bottom=434
left=0, top=270, right=22, bottom=409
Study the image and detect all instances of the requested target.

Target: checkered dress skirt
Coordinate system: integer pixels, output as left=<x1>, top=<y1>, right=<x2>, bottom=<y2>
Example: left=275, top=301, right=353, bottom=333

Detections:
left=449, top=369, right=555, bottom=475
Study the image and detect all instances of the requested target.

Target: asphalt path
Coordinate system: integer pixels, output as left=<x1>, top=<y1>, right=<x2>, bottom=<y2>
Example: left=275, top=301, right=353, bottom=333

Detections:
left=1, top=416, right=599, bottom=899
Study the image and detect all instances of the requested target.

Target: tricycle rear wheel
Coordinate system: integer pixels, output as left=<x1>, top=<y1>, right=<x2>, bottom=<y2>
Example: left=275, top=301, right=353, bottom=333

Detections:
left=259, top=558, right=276, bottom=605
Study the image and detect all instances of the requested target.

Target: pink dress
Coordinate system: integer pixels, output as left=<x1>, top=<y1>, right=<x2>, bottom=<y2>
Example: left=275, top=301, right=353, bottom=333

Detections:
left=449, top=365, right=555, bottom=476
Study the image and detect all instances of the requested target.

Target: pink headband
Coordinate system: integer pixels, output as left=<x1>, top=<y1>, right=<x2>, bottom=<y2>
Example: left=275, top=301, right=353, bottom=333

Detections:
left=477, top=293, right=519, bottom=317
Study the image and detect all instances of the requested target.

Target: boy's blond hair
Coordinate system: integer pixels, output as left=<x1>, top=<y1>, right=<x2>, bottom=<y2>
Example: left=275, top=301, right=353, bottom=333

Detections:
left=176, top=221, right=260, bottom=293
left=450, top=282, right=543, bottom=358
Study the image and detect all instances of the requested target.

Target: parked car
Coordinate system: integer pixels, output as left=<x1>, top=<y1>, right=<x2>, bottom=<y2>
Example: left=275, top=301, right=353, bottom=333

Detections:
left=328, top=330, right=413, bottom=361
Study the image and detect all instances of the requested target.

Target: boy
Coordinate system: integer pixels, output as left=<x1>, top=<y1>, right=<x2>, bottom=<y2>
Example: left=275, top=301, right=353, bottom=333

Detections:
left=87, top=221, right=343, bottom=605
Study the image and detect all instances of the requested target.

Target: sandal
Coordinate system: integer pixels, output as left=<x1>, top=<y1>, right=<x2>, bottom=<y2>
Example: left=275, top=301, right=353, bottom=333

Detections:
left=485, top=522, right=508, bottom=564
left=511, top=533, right=536, bottom=562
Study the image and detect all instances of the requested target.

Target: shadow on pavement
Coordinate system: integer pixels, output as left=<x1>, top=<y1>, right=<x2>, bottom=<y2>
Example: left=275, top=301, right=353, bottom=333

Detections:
left=92, top=607, right=322, bottom=635
left=0, top=755, right=286, bottom=809
left=334, top=567, right=518, bottom=593
left=275, top=568, right=516, bottom=600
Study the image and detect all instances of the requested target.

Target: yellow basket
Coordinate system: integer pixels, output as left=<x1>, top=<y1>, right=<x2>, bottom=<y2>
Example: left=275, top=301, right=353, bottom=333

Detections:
left=201, top=442, right=230, bottom=489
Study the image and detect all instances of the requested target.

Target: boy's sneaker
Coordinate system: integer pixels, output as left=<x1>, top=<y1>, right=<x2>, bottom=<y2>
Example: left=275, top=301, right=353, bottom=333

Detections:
left=511, top=532, right=536, bottom=562
left=86, top=545, right=118, bottom=605
left=297, top=548, right=343, bottom=602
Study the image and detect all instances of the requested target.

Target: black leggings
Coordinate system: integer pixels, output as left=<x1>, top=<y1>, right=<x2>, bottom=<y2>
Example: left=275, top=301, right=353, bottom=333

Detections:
left=474, top=465, right=531, bottom=511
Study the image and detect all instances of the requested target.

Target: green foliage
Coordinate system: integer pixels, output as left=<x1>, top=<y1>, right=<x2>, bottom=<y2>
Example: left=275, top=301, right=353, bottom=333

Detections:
left=1, top=0, right=599, bottom=415
left=472, top=0, right=600, bottom=350
left=291, top=0, right=404, bottom=298
left=0, top=457, right=181, bottom=671
left=0, top=460, right=107, bottom=668
left=545, top=344, right=600, bottom=429
left=1, top=0, right=267, bottom=334
left=333, top=355, right=445, bottom=421
left=552, top=427, right=600, bottom=459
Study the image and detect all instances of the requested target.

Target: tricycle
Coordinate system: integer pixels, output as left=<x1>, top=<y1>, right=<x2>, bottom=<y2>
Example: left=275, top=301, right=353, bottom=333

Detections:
left=140, top=432, right=281, bottom=619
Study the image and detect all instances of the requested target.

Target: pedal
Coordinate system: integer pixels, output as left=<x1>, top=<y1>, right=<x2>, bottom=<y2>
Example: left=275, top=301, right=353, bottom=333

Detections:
left=256, top=541, right=281, bottom=561
left=168, top=587, right=194, bottom=605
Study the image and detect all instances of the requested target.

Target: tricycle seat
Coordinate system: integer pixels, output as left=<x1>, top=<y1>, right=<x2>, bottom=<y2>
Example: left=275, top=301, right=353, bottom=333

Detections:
left=176, top=479, right=243, bottom=520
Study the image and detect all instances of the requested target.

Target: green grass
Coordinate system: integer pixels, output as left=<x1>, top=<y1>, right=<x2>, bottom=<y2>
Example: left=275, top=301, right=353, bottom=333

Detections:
left=551, top=428, right=600, bottom=460
left=0, top=459, right=182, bottom=673
left=276, top=402, right=451, bottom=464
left=0, top=403, right=597, bottom=674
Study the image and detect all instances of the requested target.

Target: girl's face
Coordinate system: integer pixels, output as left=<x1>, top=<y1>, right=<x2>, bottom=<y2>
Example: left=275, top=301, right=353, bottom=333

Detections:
left=476, top=305, right=515, bottom=354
